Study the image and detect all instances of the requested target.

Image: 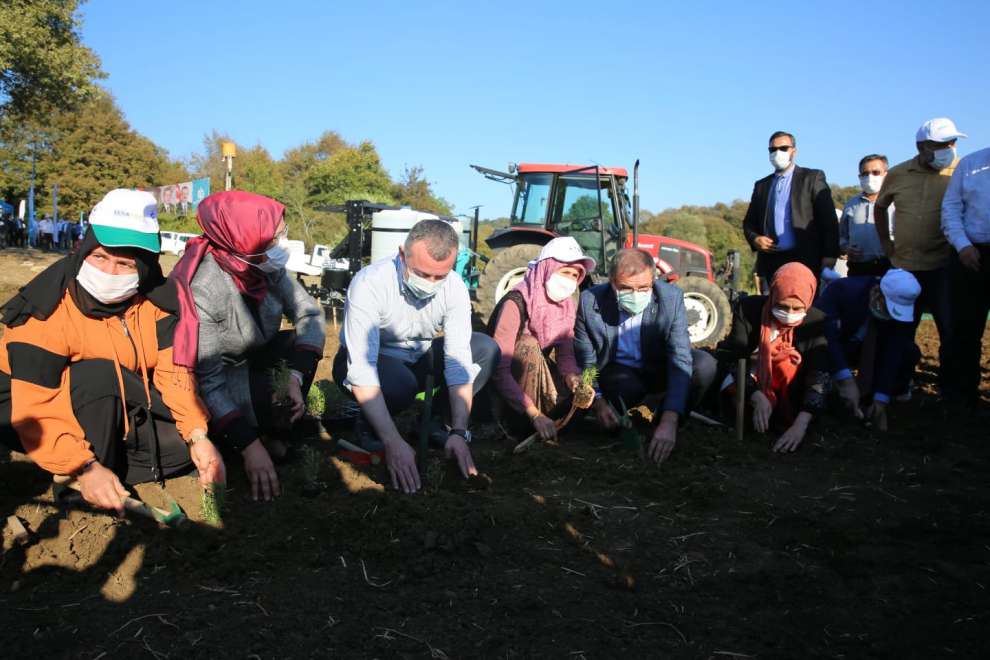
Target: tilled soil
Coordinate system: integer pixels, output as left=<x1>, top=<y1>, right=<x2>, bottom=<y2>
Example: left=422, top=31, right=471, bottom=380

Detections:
left=2, top=248, right=990, bottom=659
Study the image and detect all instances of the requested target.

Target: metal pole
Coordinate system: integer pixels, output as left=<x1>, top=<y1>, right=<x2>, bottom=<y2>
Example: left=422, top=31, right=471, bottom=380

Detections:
left=224, top=155, right=233, bottom=191
left=735, top=358, right=747, bottom=441
left=632, top=159, right=640, bottom=248
left=28, top=149, right=36, bottom=226
left=470, top=206, right=480, bottom=271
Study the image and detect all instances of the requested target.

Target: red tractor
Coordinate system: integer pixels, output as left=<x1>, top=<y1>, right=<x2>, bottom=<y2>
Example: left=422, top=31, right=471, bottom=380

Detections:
left=471, top=162, right=735, bottom=346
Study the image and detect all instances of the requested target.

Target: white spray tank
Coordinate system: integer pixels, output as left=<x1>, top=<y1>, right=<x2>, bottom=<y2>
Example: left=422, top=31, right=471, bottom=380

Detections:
left=370, top=208, right=471, bottom=263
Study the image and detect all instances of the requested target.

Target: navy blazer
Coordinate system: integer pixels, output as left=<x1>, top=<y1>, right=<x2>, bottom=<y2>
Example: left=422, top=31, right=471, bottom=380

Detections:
left=573, top=280, right=693, bottom=413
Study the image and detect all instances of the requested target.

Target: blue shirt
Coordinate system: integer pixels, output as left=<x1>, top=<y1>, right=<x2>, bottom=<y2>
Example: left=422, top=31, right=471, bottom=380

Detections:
left=770, top=166, right=796, bottom=250
left=614, top=310, right=645, bottom=370
left=840, top=194, right=893, bottom=262
left=942, top=146, right=990, bottom=251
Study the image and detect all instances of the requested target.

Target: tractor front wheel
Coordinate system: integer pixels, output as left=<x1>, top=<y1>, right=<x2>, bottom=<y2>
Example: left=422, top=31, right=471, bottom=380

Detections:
left=474, top=243, right=543, bottom=323
left=673, top=276, right=731, bottom=347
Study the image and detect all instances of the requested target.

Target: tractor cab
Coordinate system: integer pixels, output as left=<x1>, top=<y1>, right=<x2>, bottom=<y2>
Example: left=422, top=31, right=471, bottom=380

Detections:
left=471, top=162, right=734, bottom=346
left=475, top=163, right=629, bottom=282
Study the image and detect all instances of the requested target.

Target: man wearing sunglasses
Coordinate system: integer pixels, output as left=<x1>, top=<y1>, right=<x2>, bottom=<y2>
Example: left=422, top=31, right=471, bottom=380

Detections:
left=743, top=131, right=839, bottom=290
left=840, top=154, right=893, bottom=277
left=875, top=117, right=965, bottom=403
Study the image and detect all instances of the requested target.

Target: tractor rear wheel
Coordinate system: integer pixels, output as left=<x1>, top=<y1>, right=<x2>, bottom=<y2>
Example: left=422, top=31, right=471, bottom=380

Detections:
left=474, top=243, right=543, bottom=323
left=673, top=276, right=731, bottom=347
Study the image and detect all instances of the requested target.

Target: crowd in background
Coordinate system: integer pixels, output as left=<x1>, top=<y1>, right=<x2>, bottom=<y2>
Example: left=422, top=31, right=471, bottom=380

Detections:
left=0, top=213, right=88, bottom=250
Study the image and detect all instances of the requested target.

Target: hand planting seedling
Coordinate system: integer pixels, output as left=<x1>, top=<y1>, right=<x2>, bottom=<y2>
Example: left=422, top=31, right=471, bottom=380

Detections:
left=513, top=366, right=599, bottom=454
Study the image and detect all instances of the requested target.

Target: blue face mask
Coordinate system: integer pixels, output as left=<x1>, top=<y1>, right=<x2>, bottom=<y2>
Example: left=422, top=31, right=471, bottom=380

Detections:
left=616, top=289, right=651, bottom=315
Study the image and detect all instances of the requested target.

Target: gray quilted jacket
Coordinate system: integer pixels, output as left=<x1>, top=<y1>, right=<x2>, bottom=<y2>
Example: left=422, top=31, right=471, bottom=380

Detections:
left=190, top=254, right=325, bottom=450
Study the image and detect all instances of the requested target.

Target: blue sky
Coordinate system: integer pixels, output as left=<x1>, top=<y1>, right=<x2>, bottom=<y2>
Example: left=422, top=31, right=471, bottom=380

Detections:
left=82, top=0, right=988, bottom=220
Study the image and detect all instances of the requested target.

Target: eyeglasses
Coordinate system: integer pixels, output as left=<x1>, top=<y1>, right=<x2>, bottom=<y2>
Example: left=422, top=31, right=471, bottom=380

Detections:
left=859, top=169, right=885, bottom=176
left=768, top=145, right=793, bottom=153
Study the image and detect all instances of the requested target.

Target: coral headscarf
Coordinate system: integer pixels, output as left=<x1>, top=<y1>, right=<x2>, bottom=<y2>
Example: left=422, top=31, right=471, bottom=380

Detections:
left=169, top=191, right=285, bottom=367
left=756, top=262, right=817, bottom=407
left=514, top=258, right=586, bottom=349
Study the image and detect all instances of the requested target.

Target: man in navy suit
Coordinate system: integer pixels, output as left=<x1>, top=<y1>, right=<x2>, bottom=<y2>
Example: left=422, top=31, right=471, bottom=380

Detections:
left=574, top=249, right=717, bottom=464
left=743, top=131, right=839, bottom=289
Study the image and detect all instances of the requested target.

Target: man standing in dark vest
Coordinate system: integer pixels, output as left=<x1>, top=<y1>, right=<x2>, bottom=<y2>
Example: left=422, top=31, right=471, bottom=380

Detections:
left=743, top=130, right=839, bottom=290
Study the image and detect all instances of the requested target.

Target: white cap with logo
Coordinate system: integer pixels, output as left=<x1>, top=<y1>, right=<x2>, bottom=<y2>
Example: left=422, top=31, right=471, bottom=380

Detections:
left=528, top=236, right=597, bottom=273
left=880, top=268, right=922, bottom=322
left=916, top=117, right=967, bottom=144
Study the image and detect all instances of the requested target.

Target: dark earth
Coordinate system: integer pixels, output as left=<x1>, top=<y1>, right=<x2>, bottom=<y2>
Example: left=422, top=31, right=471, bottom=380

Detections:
left=2, top=247, right=989, bottom=659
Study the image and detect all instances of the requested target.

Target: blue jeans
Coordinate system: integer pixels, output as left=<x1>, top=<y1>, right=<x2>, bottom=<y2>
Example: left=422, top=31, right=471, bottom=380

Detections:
left=333, top=332, right=500, bottom=416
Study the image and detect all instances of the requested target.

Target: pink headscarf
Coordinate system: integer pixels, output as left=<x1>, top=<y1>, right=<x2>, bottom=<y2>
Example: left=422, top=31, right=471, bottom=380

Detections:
left=513, top=258, right=586, bottom=349
left=169, top=191, right=285, bottom=368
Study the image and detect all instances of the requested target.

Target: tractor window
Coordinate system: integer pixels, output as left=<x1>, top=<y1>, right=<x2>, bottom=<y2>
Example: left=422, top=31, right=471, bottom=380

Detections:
left=512, top=173, right=552, bottom=225
left=556, top=176, right=615, bottom=227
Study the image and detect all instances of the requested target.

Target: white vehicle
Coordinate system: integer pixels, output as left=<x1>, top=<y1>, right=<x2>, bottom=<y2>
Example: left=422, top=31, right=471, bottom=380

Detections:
left=160, top=231, right=197, bottom=256
left=286, top=241, right=332, bottom=276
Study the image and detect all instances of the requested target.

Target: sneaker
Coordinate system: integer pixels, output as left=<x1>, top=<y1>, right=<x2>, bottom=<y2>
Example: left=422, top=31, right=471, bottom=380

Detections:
left=352, top=415, right=385, bottom=452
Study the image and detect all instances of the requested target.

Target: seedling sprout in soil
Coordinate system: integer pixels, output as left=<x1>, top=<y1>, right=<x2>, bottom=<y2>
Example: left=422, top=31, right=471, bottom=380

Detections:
left=300, top=445, right=324, bottom=497
left=270, top=360, right=294, bottom=429
left=201, top=483, right=225, bottom=527
left=513, top=366, right=600, bottom=454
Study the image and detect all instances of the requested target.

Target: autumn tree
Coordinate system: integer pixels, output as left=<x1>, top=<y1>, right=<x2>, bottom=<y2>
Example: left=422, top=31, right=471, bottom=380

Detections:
left=0, top=0, right=104, bottom=119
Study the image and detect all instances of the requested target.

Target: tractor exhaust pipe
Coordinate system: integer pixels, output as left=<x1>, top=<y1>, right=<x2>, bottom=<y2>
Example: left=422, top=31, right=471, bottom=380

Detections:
left=632, top=159, right=640, bottom=248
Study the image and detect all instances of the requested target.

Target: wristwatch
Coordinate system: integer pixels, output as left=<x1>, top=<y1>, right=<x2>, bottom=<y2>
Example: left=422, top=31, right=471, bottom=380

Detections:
left=448, top=428, right=472, bottom=444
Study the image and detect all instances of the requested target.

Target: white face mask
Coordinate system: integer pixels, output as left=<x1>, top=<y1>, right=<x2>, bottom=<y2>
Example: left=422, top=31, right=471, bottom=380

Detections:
left=770, top=149, right=792, bottom=171
left=76, top=260, right=140, bottom=304
left=930, top=146, right=956, bottom=170
left=772, top=307, right=806, bottom=326
left=859, top=173, right=885, bottom=194
left=545, top=273, right=578, bottom=302
left=257, top=238, right=290, bottom=273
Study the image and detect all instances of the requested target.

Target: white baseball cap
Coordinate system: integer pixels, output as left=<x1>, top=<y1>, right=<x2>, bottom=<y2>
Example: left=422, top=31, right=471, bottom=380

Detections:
left=528, top=236, right=597, bottom=273
left=916, top=117, right=967, bottom=144
left=88, top=189, right=161, bottom=253
left=880, top=268, right=921, bottom=322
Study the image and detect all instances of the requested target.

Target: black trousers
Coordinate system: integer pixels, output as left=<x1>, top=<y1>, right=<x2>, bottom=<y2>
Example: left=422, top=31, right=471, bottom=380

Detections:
left=244, top=329, right=318, bottom=432
left=951, top=247, right=990, bottom=403
left=0, top=360, right=192, bottom=484
left=905, top=267, right=956, bottom=399
left=597, top=349, right=718, bottom=417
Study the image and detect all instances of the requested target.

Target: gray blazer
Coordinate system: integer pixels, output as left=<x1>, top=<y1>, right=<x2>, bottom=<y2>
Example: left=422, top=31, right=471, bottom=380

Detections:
left=191, top=254, right=325, bottom=447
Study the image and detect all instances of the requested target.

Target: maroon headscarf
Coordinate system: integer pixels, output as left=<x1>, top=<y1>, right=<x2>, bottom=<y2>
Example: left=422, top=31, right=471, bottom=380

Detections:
left=513, top=257, right=586, bottom=349
left=170, top=191, right=285, bottom=367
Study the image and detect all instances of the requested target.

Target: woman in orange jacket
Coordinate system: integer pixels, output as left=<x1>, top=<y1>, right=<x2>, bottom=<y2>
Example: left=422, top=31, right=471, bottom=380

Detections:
left=0, top=189, right=224, bottom=514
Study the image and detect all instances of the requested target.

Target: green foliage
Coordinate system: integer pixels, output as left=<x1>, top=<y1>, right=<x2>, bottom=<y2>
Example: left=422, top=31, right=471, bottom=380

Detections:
left=391, top=166, right=452, bottom=215
left=158, top=211, right=200, bottom=234
left=304, top=141, right=394, bottom=208
left=580, top=366, right=599, bottom=387
left=307, top=380, right=336, bottom=417
left=0, top=0, right=104, bottom=119
left=831, top=184, right=861, bottom=210
left=0, top=90, right=188, bottom=217
left=201, top=482, right=225, bottom=527
left=640, top=200, right=757, bottom=291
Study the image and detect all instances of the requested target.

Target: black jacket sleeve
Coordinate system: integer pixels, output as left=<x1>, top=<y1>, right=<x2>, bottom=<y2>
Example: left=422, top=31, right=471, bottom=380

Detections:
left=742, top=181, right=763, bottom=249
left=811, top=170, right=839, bottom=260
